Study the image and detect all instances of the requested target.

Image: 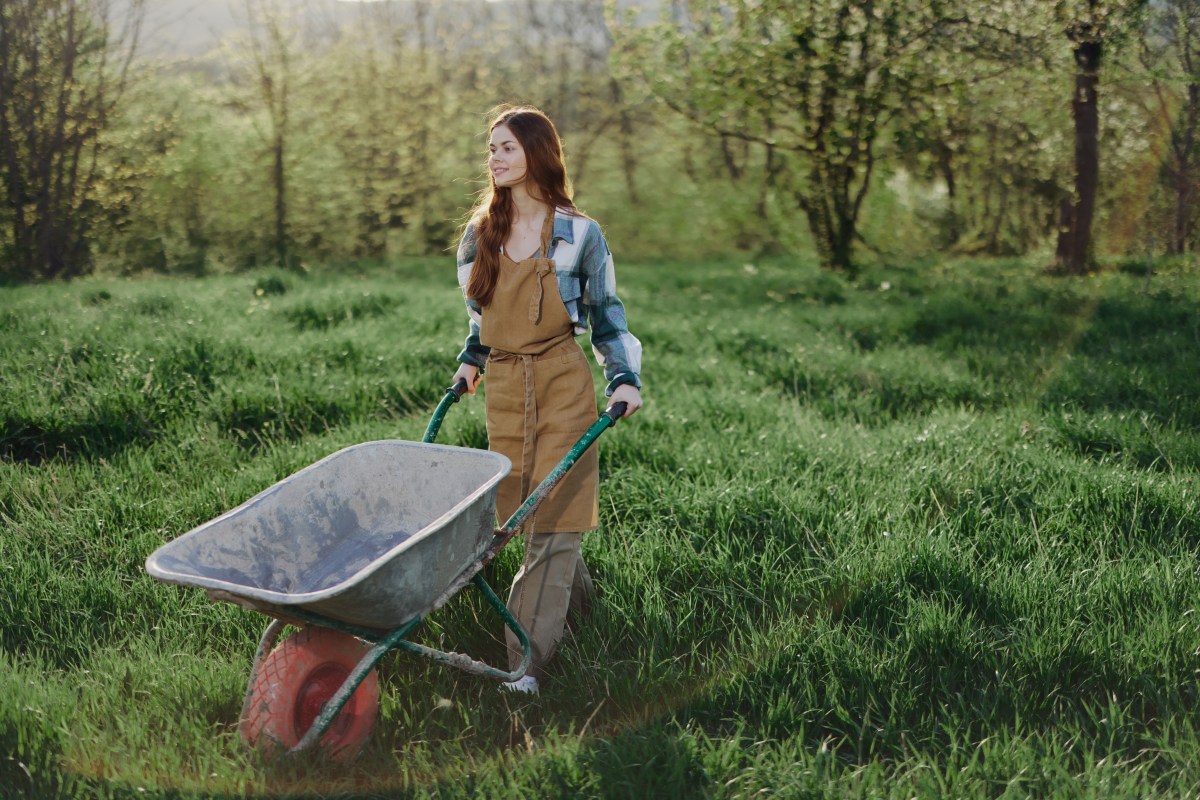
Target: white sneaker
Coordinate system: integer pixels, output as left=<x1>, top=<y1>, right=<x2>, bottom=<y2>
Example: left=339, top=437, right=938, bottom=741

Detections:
left=500, top=675, right=539, bottom=695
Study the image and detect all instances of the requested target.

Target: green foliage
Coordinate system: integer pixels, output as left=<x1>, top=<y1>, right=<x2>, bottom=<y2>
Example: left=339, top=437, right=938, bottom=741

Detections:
left=3, top=0, right=1198, bottom=282
left=2, top=256, right=1200, bottom=796
left=0, top=0, right=140, bottom=280
left=611, top=1, right=998, bottom=273
left=891, top=42, right=1070, bottom=257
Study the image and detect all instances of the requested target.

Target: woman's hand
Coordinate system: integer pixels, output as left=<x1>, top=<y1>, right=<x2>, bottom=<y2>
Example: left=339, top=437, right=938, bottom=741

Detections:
left=608, top=384, right=642, bottom=418
left=452, top=363, right=483, bottom=395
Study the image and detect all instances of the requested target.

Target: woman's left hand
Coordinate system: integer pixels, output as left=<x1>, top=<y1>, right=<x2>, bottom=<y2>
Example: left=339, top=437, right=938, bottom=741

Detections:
left=608, top=384, right=642, bottom=418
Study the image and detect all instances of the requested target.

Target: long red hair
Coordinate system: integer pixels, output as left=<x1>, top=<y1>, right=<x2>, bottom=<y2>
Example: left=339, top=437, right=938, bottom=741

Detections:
left=465, top=105, right=575, bottom=307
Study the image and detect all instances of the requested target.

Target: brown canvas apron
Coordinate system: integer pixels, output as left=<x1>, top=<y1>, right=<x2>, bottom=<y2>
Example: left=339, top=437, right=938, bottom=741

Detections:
left=479, top=212, right=600, bottom=533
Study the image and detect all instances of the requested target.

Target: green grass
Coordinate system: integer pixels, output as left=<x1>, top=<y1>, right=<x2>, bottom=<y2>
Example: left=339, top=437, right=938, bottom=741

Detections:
left=2, top=255, right=1200, bottom=798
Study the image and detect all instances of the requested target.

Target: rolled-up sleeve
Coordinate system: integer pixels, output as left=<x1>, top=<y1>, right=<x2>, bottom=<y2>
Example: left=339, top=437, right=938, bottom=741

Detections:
left=456, top=223, right=491, bottom=368
left=579, top=223, right=642, bottom=396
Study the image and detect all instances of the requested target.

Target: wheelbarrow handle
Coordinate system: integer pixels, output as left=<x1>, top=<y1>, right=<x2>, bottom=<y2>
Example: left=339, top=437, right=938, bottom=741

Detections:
left=422, top=379, right=471, bottom=443
left=603, top=401, right=628, bottom=424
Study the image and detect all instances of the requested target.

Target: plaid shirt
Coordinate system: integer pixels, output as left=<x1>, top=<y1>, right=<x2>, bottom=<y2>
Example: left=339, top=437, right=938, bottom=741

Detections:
left=456, top=208, right=642, bottom=396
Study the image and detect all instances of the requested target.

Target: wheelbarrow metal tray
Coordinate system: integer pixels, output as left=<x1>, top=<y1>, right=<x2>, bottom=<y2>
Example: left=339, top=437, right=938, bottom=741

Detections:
left=146, top=440, right=511, bottom=630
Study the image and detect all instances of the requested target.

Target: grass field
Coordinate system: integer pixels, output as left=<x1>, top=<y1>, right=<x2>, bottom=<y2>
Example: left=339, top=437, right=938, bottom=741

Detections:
left=2, top=254, right=1200, bottom=798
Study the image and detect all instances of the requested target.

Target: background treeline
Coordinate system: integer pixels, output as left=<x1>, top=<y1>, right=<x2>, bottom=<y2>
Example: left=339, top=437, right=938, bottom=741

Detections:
left=1, top=0, right=1198, bottom=282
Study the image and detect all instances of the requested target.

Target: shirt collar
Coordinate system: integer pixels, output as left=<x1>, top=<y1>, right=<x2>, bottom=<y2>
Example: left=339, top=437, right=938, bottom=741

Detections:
left=550, top=208, right=576, bottom=245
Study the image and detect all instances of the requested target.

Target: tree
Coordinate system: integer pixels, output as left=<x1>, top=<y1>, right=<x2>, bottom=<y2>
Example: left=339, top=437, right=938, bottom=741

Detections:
left=1138, top=0, right=1200, bottom=255
left=228, top=0, right=305, bottom=269
left=612, top=0, right=966, bottom=274
left=1050, top=0, right=1146, bottom=274
left=0, top=0, right=142, bottom=280
left=890, top=11, right=1064, bottom=256
left=309, top=0, right=502, bottom=257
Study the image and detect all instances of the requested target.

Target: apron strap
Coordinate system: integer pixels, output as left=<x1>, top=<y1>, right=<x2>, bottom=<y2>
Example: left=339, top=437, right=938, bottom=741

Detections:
left=528, top=212, right=557, bottom=325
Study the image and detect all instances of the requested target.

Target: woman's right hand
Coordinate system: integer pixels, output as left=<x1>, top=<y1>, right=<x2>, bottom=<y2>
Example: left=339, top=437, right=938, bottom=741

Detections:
left=452, top=363, right=482, bottom=395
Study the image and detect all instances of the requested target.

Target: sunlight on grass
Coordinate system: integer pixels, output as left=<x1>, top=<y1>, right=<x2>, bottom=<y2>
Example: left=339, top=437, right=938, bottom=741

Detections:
left=2, top=256, right=1200, bottom=797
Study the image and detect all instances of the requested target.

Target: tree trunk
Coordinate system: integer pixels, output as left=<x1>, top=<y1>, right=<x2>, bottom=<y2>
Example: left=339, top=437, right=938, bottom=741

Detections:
left=243, top=0, right=292, bottom=270
left=1173, top=168, right=1193, bottom=256
left=610, top=78, right=639, bottom=204
left=273, top=132, right=287, bottom=268
left=799, top=178, right=856, bottom=275
left=935, top=141, right=959, bottom=245
left=1053, top=37, right=1102, bottom=275
left=1172, top=81, right=1198, bottom=255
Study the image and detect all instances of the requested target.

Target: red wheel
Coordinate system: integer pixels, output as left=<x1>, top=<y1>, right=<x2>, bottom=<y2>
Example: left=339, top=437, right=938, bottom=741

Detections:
left=240, top=626, right=380, bottom=759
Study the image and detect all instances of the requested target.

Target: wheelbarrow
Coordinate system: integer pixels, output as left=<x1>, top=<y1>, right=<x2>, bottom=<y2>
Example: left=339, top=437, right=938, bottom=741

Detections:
left=145, top=378, right=627, bottom=758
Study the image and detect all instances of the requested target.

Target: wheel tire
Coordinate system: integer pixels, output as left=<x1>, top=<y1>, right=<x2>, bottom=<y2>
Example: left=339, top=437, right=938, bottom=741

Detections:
left=240, top=626, right=380, bottom=760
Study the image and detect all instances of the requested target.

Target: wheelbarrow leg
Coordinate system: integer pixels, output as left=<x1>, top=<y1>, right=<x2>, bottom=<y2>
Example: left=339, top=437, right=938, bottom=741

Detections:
left=473, top=573, right=532, bottom=681
left=376, top=575, right=533, bottom=681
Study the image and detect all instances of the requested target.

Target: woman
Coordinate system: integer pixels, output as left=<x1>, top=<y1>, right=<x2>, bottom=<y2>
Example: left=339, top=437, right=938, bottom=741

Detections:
left=450, top=105, right=642, bottom=695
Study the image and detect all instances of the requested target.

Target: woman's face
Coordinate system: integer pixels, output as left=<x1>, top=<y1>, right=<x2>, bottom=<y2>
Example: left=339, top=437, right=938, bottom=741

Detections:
left=488, top=124, right=528, bottom=188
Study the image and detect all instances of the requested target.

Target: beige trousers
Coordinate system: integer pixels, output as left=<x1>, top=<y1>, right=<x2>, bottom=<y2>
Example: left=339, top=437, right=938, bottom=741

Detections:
left=506, top=532, right=595, bottom=675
